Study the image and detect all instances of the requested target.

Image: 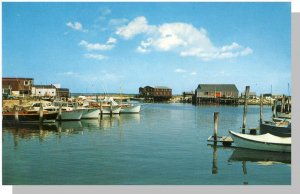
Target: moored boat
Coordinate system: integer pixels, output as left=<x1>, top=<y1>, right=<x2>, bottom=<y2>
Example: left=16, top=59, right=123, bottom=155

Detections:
left=120, top=104, right=141, bottom=114
left=260, top=120, right=291, bottom=137
left=229, top=130, right=291, bottom=152
left=80, top=108, right=100, bottom=119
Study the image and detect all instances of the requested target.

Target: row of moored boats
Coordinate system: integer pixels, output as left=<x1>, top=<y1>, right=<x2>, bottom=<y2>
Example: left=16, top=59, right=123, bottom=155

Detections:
left=2, top=97, right=141, bottom=123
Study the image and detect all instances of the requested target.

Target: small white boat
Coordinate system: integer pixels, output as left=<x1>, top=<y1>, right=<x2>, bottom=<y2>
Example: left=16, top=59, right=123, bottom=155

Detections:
left=276, top=112, right=291, bottom=119
left=100, top=106, right=121, bottom=114
left=120, top=104, right=141, bottom=114
left=229, top=130, right=291, bottom=152
left=80, top=108, right=100, bottom=119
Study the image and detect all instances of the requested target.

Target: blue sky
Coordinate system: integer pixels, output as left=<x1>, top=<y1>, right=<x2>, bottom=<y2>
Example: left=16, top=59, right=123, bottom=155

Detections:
left=2, top=2, right=291, bottom=95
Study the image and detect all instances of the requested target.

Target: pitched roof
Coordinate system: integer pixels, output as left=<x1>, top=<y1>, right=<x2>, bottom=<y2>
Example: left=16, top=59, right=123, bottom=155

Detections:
left=33, top=85, right=56, bottom=89
left=155, top=86, right=171, bottom=89
left=196, top=84, right=238, bottom=92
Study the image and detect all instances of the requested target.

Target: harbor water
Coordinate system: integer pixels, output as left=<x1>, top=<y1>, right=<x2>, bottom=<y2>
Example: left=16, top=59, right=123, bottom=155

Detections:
left=2, top=103, right=291, bottom=185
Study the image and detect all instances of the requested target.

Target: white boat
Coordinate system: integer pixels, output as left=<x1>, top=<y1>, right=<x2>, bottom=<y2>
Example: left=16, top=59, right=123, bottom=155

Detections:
left=120, top=104, right=141, bottom=114
left=229, top=130, right=291, bottom=152
left=100, top=106, right=121, bottom=114
left=80, top=108, right=100, bottom=119
left=276, top=112, right=291, bottom=119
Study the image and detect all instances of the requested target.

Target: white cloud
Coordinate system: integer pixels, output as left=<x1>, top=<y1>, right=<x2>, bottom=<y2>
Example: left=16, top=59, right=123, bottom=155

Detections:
left=106, top=37, right=117, bottom=44
left=115, top=16, right=253, bottom=60
left=174, top=68, right=187, bottom=73
left=190, top=72, right=197, bottom=75
left=79, top=40, right=115, bottom=51
left=116, top=16, right=156, bottom=39
left=84, top=53, right=107, bottom=60
left=66, top=22, right=87, bottom=32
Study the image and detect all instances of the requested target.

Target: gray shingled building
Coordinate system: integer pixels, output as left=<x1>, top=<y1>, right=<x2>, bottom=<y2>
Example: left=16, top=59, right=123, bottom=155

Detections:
left=194, top=84, right=239, bottom=105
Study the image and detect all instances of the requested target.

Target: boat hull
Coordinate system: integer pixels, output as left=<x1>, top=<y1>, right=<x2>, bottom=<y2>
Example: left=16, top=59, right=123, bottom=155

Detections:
left=120, top=105, right=141, bottom=114
left=81, top=108, right=100, bottom=119
left=229, top=130, right=291, bottom=152
left=260, top=122, right=291, bottom=137
left=100, top=107, right=121, bottom=114
left=58, top=109, right=83, bottom=121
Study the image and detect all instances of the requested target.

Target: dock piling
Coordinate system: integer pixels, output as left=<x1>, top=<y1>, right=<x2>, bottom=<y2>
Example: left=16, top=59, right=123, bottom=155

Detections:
left=242, top=86, right=250, bottom=134
left=100, top=101, right=103, bottom=119
left=213, top=112, right=219, bottom=144
left=14, top=105, right=19, bottom=123
left=58, top=103, right=62, bottom=121
left=260, top=94, right=263, bottom=124
left=110, top=102, right=113, bottom=117
left=39, top=103, right=43, bottom=123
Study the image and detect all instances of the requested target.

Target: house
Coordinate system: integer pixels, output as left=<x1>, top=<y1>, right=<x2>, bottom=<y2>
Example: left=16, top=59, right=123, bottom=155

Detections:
left=139, top=86, right=172, bottom=101
left=32, top=85, right=57, bottom=97
left=194, top=84, right=239, bottom=105
left=2, top=77, right=34, bottom=96
left=57, top=88, right=70, bottom=99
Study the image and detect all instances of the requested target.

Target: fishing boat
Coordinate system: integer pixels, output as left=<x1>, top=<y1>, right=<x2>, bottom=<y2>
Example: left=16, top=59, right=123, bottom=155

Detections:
left=80, top=108, right=100, bottom=119
left=119, top=104, right=141, bottom=114
left=32, top=101, right=83, bottom=120
left=229, top=130, right=291, bottom=152
left=2, top=110, right=58, bottom=123
left=260, top=120, right=291, bottom=137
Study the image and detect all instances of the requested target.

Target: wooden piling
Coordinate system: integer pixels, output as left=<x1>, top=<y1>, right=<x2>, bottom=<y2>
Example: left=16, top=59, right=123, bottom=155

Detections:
left=273, top=99, right=277, bottom=118
left=260, top=94, right=263, bottom=124
left=39, top=103, right=43, bottom=123
left=286, top=97, right=290, bottom=112
left=110, top=102, right=113, bottom=117
left=213, top=112, right=219, bottom=144
left=242, top=86, right=250, bottom=134
left=58, top=103, right=62, bottom=121
left=100, top=101, right=103, bottom=119
left=14, top=105, right=19, bottom=123
left=281, top=95, right=285, bottom=113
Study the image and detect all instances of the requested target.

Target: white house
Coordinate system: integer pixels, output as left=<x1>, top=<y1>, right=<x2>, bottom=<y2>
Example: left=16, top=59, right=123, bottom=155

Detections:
left=32, top=85, right=57, bottom=97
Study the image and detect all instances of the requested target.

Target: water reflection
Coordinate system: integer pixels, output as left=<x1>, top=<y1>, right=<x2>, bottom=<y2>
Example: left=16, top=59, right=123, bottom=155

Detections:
left=3, top=114, right=142, bottom=147
left=228, top=148, right=291, bottom=165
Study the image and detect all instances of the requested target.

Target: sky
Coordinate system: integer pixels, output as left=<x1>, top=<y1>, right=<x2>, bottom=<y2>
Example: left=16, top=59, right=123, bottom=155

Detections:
left=2, top=2, right=291, bottom=95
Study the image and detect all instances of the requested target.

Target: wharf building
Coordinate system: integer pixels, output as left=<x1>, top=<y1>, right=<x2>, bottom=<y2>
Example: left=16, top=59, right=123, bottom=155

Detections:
left=193, top=84, right=239, bottom=105
left=139, top=86, right=172, bottom=102
left=2, top=77, right=70, bottom=100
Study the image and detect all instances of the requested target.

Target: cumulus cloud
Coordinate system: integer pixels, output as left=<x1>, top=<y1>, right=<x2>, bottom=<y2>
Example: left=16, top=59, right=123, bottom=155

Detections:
left=66, top=22, right=87, bottom=32
left=84, top=53, right=107, bottom=60
left=106, top=37, right=117, bottom=44
left=79, top=39, right=115, bottom=51
left=116, top=16, right=156, bottom=39
left=109, top=18, right=129, bottom=27
left=115, top=16, right=253, bottom=60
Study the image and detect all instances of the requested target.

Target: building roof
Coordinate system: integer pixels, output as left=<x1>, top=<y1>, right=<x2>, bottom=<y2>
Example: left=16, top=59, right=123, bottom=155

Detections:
left=2, top=77, right=33, bottom=80
left=196, top=84, right=238, bottom=92
left=33, top=85, right=56, bottom=89
left=57, top=88, right=69, bottom=91
left=154, top=86, right=171, bottom=89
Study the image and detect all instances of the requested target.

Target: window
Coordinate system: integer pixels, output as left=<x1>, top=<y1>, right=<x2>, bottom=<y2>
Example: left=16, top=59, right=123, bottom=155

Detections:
left=24, top=80, right=30, bottom=86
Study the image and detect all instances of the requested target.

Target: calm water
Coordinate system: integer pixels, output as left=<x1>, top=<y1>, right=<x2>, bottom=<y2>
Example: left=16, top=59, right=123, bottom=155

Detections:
left=2, top=103, right=291, bottom=185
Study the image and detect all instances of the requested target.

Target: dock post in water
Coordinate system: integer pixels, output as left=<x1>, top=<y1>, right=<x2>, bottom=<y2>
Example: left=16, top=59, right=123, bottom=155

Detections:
left=58, top=103, right=62, bottom=121
left=273, top=99, right=277, bottom=118
left=100, top=101, right=103, bottom=119
left=242, top=86, right=250, bottom=134
left=281, top=95, right=285, bottom=113
left=213, top=112, right=219, bottom=144
left=14, top=105, right=19, bottom=123
left=39, top=103, right=44, bottom=123
left=212, top=145, right=218, bottom=174
left=260, top=94, right=263, bottom=124
left=110, top=102, right=113, bottom=117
